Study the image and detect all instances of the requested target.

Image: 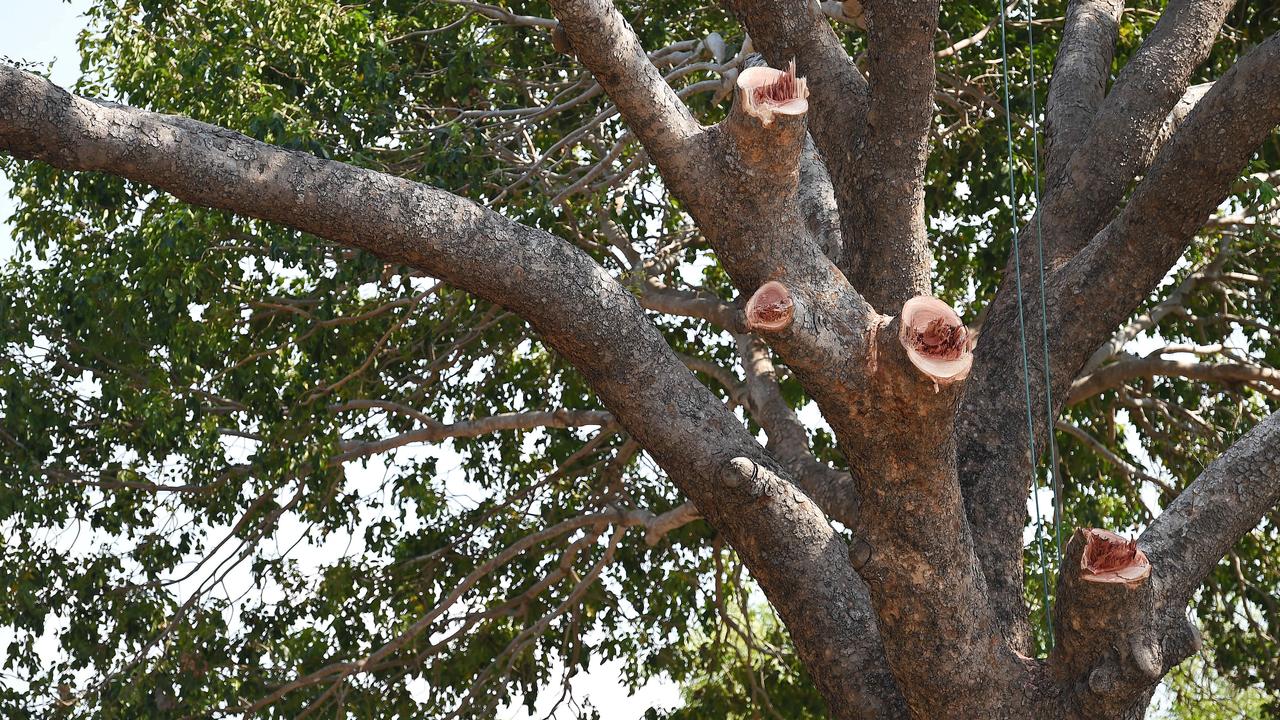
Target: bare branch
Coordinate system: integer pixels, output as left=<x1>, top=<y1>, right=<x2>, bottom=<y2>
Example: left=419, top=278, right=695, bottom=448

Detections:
left=1082, top=241, right=1231, bottom=374
left=1142, top=410, right=1280, bottom=609
left=1057, top=418, right=1174, bottom=488
left=1068, top=356, right=1280, bottom=404
left=545, top=0, right=706, bottom=185
left=334, top=409, right=615, bottom=462
left=841, top=0, right=939, bottom=310
left=1044, top=0, right=1126, bottom=180
left=437, top=0, right=558, bottom=29
left=635, top=283, right=745, bottom=332
left=723, top=0, right=872, bottom=272
left=1049, top=411, right=1280, bottom=717
left=737, top=336, right=860, bottom=527
left=957, top=29, right=1279, bottom=652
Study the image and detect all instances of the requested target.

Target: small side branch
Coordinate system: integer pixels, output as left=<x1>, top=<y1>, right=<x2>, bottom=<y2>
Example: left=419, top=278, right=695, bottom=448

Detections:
left=737, top=336, right=861, bottom=527
left=1067, top=356, right=1280, bottom=404
left=334, top=409, right=615, bottom=462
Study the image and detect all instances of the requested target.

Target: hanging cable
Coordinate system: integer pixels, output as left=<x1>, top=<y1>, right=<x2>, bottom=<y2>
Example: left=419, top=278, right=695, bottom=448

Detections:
left=1021, top=0, right=1065, bottom=604
left=995, top=0, right=1055, bottom=647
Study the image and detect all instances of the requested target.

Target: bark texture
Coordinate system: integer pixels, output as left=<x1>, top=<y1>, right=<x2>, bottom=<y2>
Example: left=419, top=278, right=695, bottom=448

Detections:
left=957, top=22, right=1278, bottom=653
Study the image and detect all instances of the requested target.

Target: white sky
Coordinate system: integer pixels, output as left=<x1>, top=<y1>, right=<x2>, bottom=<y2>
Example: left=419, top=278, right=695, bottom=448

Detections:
left=0, top=1, right=681, bottom=716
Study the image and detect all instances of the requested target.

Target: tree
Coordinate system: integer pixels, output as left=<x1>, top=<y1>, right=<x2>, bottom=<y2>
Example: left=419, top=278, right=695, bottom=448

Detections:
left=0, top=0, right=1277, bottom=717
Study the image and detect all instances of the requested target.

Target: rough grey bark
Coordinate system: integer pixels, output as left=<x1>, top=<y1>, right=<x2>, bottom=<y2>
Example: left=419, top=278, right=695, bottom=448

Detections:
left=840, top=0, right=939, bottom=311
left=1044, top=0, right=1126, bottom=181
left=553, top=4, right=1033, bottom=714
left=3, top=1, right=1280, bottom=716
left=955, top=6, right=1257, bottom=652
left=1050, top=411, right=1280, bottom=719
left=1040, top=0, right=1234, bottom=264
left=0, top=63, right=902, bottom=719
left=722, top=0, right=873, bottom=278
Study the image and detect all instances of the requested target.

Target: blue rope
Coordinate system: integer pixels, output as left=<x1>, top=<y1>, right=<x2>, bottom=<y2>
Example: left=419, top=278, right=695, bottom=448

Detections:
left=996, top=0, right=1056, bottom=647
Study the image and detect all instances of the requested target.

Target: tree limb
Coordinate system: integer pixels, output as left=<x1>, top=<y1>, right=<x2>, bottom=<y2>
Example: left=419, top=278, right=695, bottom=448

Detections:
left=1054, top=31, right=1280, bottom=376
left=334, top=409, right=616, bottom=462
left=840, top=0, right=939, bottom=310
left=545, top=0, right=716, bottom=211
left=545, top=0, right=703, bottom=169
left=737, top=335, right=860, bottom=528
left=956, top=25, right=1277, bottom=653
left=635, top=283, right=746, bottom=332
left=0, top=63, right=904, bottom=719
left=1040, top=0, right=1234, bottom=262
left=1044, top=0, right=1126, bottom=181
left=722, top=0, right=872, bottom=276
left=1142, top=409, right=1280, bottom=609
left=1050, top=410, right=1280, bottom=718
left=1067, top=356, right=1280, bottom=404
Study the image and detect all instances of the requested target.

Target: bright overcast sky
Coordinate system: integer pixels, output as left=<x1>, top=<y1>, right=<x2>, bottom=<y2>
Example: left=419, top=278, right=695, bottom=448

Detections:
left=0, top=1, right=680, bottom=716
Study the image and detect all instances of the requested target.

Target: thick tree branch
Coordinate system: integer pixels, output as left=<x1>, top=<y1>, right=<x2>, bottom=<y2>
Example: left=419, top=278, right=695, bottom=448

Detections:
left=797, top=133, right=843, bottom=262
left=1054, top=31, right=1280, bottom=371
left=841, top=0, right=939, bottom=310
left=0, top=64, right=903, bottom=719
left=723, top=0, right=872, bottom=275
left=1141, top=410, right=1280, bottom=609
left=956, top=26, right=1277, bottom=653
left=1140, top=81, right=1215, bottom=168
left=1050, top=411, right=1280, bottom=718
left=738, top=51, right=844, bottom=264
left=1040, top=0, right=1234, bottom=261
left=1044, top=0, right=1126, bottom=181
left=544, top=0, right=703, bottom=169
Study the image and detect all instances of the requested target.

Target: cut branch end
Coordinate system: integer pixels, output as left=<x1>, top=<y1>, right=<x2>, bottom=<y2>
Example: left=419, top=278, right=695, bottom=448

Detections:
left=745, top=280, right=796, bottom=332
left=1080, top=528, right=1151, bottom=587
left=737, top=60, right=810, bottom=126
left=898, top=296, right=973, bottom=387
